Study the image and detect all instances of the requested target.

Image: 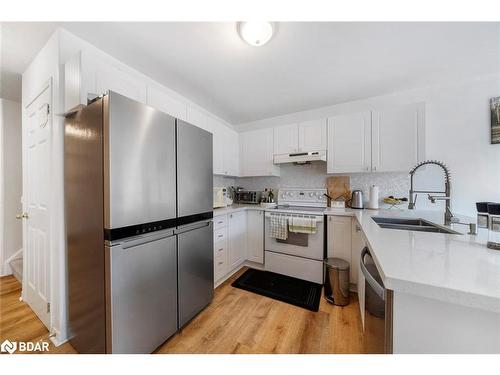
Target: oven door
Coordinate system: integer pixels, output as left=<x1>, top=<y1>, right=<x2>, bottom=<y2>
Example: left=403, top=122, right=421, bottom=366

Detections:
left=264, top=213, right=324, bottom=260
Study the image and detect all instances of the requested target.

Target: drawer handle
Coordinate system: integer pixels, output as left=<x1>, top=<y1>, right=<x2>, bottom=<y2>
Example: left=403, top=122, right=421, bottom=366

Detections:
left=217, top=221, right=223, bottom=224
left=218, top=261, right=223, bottom=265
left=218, top=248, right=223, bottom=252
left=217, top=234, right=223, bottom=238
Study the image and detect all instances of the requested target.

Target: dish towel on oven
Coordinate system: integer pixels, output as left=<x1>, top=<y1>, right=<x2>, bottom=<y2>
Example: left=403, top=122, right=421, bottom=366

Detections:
left=289, top=216, right=317, bottom=234
left=269, top=214, right=288, bottom=240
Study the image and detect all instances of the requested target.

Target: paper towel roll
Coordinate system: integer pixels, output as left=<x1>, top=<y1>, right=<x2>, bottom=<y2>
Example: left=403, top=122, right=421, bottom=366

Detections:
left=368, top=185, right=379, bottom=209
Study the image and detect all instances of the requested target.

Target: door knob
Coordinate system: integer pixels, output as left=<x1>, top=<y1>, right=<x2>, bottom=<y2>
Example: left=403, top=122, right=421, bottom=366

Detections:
left=16, top=212, right=29, bottom=219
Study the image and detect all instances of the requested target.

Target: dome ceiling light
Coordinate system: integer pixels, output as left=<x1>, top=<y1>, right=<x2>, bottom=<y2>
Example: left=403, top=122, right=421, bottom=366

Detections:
left=237, top=22, right=275, bottom=47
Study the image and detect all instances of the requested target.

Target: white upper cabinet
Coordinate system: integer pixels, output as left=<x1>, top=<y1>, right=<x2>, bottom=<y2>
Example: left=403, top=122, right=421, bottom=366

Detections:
left=223, top=129, right=240, bottom=176
left=240, top=128, right=280, bottom=177
left=147, top=85, right=187, bottom=121
left=327, top=112, right=371, bottom=173
left=298, top=119, right=327, bottom=152
left=186, top=107, right=239, bottom=176
left=274, top=124, right=299, bottom=154
left=327, top=104, right=424, bottom=173
left=273, top=119, right=327, bottom=155
left=371, top=104, right=424, bottom=172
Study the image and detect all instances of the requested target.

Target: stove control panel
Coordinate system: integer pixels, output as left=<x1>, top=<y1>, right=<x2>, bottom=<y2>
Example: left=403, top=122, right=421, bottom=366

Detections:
left=277, top=188, right=327, bottom=207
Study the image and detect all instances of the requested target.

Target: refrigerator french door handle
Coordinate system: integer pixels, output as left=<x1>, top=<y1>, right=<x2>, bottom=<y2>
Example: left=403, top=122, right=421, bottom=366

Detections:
left=174, top=220, right=212, bottom=235
left=360, top=247, right=386, bottom=301
left=121, top=230, right=175, bottom=249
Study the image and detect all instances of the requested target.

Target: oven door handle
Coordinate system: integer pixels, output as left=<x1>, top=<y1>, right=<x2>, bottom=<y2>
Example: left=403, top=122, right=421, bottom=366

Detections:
left=360, top=247, right=385, bottom=301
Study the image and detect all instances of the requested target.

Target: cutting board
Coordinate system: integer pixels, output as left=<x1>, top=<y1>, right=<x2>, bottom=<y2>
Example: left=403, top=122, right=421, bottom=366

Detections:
left=326, top=176, right=351, bottom=207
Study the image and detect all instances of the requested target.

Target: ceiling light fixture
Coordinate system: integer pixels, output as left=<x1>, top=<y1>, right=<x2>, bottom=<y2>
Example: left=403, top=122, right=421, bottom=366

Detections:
left=237, top=22, right=275, bottom=47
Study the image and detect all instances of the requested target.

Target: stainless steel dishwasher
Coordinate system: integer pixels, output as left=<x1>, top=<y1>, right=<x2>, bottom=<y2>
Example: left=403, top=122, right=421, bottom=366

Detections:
left=360, top=247, right=393, bottom=354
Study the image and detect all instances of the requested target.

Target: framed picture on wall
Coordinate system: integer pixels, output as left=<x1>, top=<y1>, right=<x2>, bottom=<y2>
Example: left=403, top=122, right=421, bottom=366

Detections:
left=491, top=96, right=500, bottom=144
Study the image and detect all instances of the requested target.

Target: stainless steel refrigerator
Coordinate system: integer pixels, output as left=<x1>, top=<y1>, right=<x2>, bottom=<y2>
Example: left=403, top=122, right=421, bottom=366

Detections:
left=65, top=91, right=214, bottom=354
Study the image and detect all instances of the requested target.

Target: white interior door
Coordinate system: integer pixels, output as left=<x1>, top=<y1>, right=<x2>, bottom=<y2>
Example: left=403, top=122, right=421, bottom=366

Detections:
left=23, top=81, right=52, bottom=328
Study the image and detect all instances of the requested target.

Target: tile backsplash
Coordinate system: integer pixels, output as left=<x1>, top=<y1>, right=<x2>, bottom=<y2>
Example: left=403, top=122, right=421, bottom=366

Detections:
left=214, top=162, right=411, bottom=205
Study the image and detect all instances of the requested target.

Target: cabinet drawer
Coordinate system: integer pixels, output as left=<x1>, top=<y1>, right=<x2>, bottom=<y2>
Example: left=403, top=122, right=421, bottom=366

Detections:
left=214, top=227, right=227, bottom=242
left=214, top=246, right=229, bottom=281
left=214, top=240, right=227, bottom=259
left=214, top=215, right=227, bottom=230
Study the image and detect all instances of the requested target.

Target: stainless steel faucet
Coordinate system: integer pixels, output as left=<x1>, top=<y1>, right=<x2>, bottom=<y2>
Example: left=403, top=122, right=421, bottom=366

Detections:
left=408, top=160, right=455, bottom=226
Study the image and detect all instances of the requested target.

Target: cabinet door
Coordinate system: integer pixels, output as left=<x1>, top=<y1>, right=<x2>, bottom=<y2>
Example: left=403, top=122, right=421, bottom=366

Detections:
left=350, top=219, right=365, bottom=286
left=240, top=128, right=280, bottom=176
left=228, top=211, right=247, bottom=268
left=95, top=63, right=147, bottom=104
left=327, top=216, right=352, bottom=263
left=298, top=119, right=327, bottom=152
left=246, top=210, right=264, bottom=263
left=371, top=104, right=424, bottom=172
left=223, top=129, right=240, bottom=176
left=147, top=85, right=187, bottom=120
left=273, top=123, right=298, bottom=154
left=327, top=112, right=371, bottom=173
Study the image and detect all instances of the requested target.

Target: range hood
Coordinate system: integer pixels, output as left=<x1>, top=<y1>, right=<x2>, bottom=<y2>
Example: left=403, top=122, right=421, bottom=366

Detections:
left=274, top=150, right=327, bottom=164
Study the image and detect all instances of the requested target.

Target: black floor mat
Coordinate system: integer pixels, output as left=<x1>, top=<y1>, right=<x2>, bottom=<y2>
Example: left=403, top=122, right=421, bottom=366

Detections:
left=231, top=268, right=322, bottom=312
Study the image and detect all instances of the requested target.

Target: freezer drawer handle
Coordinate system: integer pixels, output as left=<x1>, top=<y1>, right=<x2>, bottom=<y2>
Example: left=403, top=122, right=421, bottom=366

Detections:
left=121, top=231, right=174, bottom=249
left=360, top=247, right=385, bottom=301
left=174, top=220, right=212, bottom=235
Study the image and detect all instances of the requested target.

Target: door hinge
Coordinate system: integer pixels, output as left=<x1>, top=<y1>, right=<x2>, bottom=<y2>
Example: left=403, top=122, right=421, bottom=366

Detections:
left=46, top=103, right=50, bottom=115
left=47, top=302, right=51, bottom=313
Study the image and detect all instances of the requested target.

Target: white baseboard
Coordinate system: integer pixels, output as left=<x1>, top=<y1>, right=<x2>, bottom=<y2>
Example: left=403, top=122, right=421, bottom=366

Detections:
left=1, top=248, right=22, bottom=276
left=49, top=327, right=69, bottom=347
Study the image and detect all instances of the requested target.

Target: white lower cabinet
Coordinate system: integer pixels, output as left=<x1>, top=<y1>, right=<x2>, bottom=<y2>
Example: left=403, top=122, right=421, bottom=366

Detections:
left=327, top=216, right=367, bottom=287
left=214, top=209, right=264, bottom=285
left=246, top=210, right=264, bottom=263
left=228, top=211, right=247, bottom=268
left=327, top=215, right=367, bottom=325
left=327, top=215, right=352, bottom=266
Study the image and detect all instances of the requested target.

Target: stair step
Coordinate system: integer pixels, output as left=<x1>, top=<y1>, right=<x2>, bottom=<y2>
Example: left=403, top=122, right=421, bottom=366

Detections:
left=10, top=258, right=23, bottom=283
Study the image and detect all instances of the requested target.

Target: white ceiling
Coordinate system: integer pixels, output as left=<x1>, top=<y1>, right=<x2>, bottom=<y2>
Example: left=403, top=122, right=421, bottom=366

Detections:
left=1, top=22, right=58, bottom=101
left=2, top=22, right=499, bottom=123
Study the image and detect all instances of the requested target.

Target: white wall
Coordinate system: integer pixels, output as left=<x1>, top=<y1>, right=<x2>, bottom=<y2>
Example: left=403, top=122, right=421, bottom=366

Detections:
left=0, top=98, right=22, bottom=275
left=237, top=74, right=500, bottom=217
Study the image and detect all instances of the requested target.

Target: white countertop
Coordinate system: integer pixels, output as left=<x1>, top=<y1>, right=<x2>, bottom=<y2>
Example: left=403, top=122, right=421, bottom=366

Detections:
left=327, top=207, right=500, bottom=313
left=214, top=204, right=500, bottom=313
left=213, top=204, right=266, bottom=216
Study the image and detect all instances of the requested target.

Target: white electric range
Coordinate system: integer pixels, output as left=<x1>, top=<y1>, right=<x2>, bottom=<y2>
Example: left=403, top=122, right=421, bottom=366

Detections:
left=264, top=188, right=326, bottom=284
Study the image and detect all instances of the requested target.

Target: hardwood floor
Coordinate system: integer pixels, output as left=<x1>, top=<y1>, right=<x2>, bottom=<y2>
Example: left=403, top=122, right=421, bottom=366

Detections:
left=0, top=275, right=76, bottom=354
left=0, top=268, right=363, bottom=354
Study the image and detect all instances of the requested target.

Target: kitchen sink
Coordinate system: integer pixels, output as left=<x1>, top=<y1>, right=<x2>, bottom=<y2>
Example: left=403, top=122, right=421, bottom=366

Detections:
left=372, top=217, right=461, bottom=235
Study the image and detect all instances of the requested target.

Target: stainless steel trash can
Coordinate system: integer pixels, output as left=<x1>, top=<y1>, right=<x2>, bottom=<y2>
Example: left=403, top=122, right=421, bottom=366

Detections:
left=324, top=257, right=350, bottom=306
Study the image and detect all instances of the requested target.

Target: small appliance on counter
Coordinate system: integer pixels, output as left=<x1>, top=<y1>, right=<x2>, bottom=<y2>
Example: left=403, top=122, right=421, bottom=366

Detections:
left=213, top=187, right=232, bottom=208
left=487, top=203, right=500, bottom=250
left=235, top=190, right=262, bottom=204
left=349, top=190, right=364, bottom=209
left=476, top=202, right=491, bottom=229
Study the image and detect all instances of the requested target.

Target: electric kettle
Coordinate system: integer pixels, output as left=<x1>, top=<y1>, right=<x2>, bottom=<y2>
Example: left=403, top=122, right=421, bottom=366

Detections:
left=350, top=190, right=364, bottom=209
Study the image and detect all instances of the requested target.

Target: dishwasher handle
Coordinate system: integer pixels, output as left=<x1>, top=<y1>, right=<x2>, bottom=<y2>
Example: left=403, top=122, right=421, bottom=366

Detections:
left=360, top=247, right=385, bottom=301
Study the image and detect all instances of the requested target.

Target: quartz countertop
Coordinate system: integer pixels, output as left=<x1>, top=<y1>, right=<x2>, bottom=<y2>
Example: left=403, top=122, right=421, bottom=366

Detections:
left=332, top=208, right=500, bottom=313
left=213, top=204, right=500, bottom=312
left=213, top=203, right=265, bottom=216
